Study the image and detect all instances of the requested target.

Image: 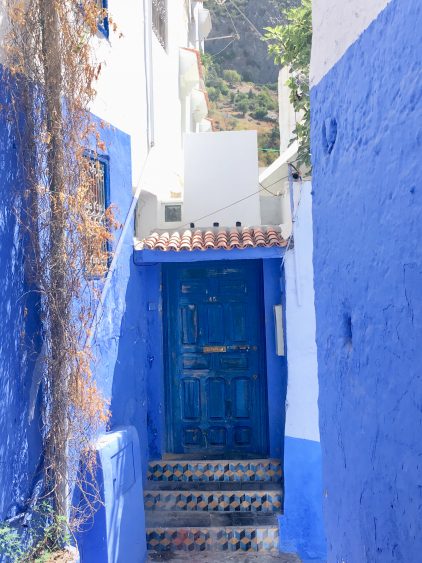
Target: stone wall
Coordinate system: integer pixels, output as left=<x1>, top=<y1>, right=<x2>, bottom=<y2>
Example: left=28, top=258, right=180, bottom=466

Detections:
left=310, top=1, right=422, bottom=561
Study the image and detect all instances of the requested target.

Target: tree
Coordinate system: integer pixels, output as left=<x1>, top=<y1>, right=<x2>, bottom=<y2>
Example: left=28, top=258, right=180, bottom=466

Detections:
left=253, top=107, right=269, bottom=120
left=222, top=69, right=242, bottom=85
left=264, top=0, right=312, bottom=169
left=236, top=98, right=250, bottom=116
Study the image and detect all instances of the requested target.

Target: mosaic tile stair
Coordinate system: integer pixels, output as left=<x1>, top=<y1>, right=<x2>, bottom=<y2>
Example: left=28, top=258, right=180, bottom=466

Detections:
left=144, top=489, right=282, bottom=512
left=147, top=459, right=283, bottom=483
left=145, top=480, right=281, bottom=491
left=146, top=526, right=279, bottom=553
left=145, top=459, right=282, bottom=553
left=146, top=511, right=278, bottom=528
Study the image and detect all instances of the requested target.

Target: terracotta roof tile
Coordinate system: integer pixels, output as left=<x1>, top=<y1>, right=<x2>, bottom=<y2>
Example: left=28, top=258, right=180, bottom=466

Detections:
left=139, top=226, right=287, bottom=252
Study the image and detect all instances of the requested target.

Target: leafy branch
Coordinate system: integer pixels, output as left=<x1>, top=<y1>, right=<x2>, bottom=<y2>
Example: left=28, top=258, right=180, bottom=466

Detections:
left=264, top=0, right=312, bottom=170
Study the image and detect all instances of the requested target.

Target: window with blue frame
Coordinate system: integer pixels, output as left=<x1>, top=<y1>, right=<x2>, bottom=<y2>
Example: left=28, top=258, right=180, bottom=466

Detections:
left=97, top=0, right=109, bottom=38
left=84, top=153, right=110, bottom=277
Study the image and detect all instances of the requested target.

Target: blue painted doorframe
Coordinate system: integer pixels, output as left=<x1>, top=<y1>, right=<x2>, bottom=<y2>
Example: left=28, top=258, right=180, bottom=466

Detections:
left=163, top=260, right=269, bottom=458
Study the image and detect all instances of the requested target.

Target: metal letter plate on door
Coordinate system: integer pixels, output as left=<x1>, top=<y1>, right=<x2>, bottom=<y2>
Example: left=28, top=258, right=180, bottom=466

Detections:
left=203, top=346, right=227, bottom=353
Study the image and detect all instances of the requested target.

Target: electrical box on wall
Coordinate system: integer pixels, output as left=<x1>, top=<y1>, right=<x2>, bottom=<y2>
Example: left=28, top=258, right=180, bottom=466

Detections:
left=274, top=304, right=285, bottom=356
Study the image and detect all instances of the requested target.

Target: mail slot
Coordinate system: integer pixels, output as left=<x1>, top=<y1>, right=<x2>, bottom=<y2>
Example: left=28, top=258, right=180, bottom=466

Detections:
left=203, top=346, right=227, bottom=353
left=227, top=345, right=257, bottom=352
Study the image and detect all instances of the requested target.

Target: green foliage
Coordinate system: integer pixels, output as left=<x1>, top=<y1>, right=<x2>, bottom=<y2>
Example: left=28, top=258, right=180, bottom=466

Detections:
left=0, top=503, right=74, bottom=563
left=236, top=98, right=250, bottom=116
left=0, top=524, right=23, bottom=562
left=257, top=91, right=277, bottom=111
left=264, top=0, right=312, bottom=169
left=259, top=124, right=281, bottom=166
left=222, top=69, right=242, bottom=85
left=207, top=87, right=220, bottom=102
left=266, top=82, right=278, bottom=91
left=252, top=107, right=269, bottom=120
left=218, top=81, right=229, bottom=96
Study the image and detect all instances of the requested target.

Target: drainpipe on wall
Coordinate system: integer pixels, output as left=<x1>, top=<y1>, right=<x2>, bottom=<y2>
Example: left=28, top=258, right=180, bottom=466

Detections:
left=144, top=0, right=155, bottom=149
left=288, top=164, right=302, bottom=307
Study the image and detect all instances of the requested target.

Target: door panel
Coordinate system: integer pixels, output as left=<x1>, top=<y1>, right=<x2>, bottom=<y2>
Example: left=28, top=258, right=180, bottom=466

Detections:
left=182, top=378, right=201, bottom=420
left=164, top=260, right=268, bottom=457
left=208, top=377, right=226, bottom=420
left=207, top=304, right=224, bottom=343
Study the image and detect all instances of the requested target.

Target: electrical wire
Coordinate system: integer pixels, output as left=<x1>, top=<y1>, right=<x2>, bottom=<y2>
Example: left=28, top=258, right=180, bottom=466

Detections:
left=226, top=0, right=263, bottom=38
left=210, top=38, right=236, bottom=58
left=180, top=187, right=264, bottom=229
left=180, top=167, right=301, bottom=229
left=223, top=0, right=240, bottom=40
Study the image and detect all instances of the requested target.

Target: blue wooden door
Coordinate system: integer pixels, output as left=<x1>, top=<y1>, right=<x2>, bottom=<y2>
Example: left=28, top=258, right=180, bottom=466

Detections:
left=164, top=260, right=268, bottom=458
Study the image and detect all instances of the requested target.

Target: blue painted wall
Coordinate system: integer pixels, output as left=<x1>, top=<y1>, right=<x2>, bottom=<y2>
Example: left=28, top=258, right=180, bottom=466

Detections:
left=263, top=259, right=287, bottom=460
left=281, top=437, right=325, bottom=560
left=0, top=70, right=147, bottom=557
left=0, top=66, right=43, bottom=520
left=311, top=1, right=422, bottom=561
left=79, top=120, right=148, bottom=560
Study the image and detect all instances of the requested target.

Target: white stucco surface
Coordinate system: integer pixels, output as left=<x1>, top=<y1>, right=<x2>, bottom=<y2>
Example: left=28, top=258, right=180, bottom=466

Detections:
left=91, top=0, right=149, bottom=186
left=0, top=6, right=8, bottom=65
left=310, top=0, right=391, bottom=85
left=284, top=181, right=320, bottom=442
left=92, top=0, right=193, bottom=191
left=278, top=68, right=299, bottom=155
left=183, top=130, right=260, bottom=228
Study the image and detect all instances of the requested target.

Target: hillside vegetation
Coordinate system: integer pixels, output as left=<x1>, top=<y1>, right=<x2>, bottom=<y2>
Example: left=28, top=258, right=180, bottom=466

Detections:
left=205, top=0, right=297, bottom=84
left=203, top=54, right=280, bottom=167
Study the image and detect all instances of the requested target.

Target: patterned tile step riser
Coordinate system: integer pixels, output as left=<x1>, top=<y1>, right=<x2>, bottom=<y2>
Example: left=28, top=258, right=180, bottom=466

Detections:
left=146, top=512, right=278, bottom=528
left=144, top=490, right=282, bottom=512
left=147, top=527, right=279, bottom=553
left=145, top=481, right=282, bottom=492
left=147, top=460, right=282, bottom=483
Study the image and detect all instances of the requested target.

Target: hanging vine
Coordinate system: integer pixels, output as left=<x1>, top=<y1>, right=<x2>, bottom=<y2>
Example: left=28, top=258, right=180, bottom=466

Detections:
left=3, top=0, right=118, bottom=552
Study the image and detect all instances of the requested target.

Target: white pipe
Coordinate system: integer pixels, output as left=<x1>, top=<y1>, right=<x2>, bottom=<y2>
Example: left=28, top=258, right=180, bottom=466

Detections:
left=143, top=0, right=155, bottom=148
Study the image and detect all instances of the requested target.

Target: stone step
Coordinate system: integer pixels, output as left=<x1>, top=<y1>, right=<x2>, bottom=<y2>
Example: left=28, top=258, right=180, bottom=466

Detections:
left=145, top=480, right=282, bottom=491
left=147, top=459, right=282, bottom=483
left=146, top=525, right=279, bottom=553
left=144, top=490, right=283, bottom=512
left=146, top=512, right=278, bottom=528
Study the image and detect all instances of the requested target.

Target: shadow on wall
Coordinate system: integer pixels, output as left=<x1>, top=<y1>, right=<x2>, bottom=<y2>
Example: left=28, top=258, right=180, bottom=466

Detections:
left=109, top=259, right=149, bottom=471
left=0, top=66, right=43, bottom=520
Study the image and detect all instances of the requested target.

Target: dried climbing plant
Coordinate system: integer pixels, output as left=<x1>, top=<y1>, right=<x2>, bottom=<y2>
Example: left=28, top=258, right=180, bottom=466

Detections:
left=3, top=0, right=119, bottom=544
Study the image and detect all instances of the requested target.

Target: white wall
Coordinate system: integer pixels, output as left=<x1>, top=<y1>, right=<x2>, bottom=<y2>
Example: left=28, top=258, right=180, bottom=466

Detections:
left=284, top=181, right=320, bottom=442
left=0, top=5, right=8, bottom=65
left=310, top=0, right=391, bottom=85
left=183, top=130, right=260, bottom=228
left=92, top=0, right=194, bottom=193
left=91, top=0, right=149, bottom=186
left=278, top=67, right=299, bottom=155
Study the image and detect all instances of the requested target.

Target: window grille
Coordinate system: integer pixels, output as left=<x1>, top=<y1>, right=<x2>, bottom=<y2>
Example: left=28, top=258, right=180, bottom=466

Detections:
left=85, top=156, right=110, bottom=277
left=152, top=0, right=168, bottom=49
